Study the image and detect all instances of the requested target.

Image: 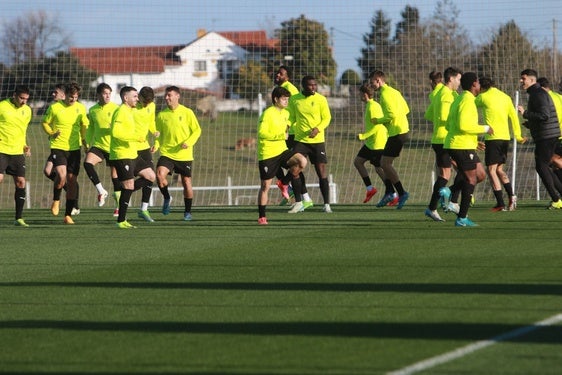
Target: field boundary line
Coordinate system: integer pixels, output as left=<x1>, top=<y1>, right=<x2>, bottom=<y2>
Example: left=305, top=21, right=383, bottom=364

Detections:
left=387, top=313, right=562, bottom=375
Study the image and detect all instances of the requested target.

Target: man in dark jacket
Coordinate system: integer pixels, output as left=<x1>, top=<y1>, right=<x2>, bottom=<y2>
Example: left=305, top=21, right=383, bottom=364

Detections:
left=517, top=69, right=562, bottom=208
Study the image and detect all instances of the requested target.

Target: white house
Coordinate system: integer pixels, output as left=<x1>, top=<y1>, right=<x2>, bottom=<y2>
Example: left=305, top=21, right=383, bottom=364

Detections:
left=70, top=30, right=278, bottom=103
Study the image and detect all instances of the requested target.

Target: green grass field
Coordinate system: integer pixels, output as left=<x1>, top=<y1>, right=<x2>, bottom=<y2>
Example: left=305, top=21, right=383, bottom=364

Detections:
left=1, top=202, right=561, bottom=374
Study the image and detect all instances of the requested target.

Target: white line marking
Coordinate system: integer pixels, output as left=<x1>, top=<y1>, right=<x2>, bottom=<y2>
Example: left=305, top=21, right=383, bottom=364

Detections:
left=387, top=313, right=562, bottom=375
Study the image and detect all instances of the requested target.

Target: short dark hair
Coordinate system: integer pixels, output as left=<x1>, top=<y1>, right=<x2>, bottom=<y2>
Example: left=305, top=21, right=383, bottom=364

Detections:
left=96, top=83, right=112, bottom=95
left=359, top=83, right=375, bottom=98
left=368, top=70, right=385, bottom=80
left=165, top=85, right=181, bottom=95
left=278, top=65, right=291, bottom=77
left=139, top=86, right=155, bottom=103
left=14, top=85, right=30, bottom=96
left=429, top=70, right=442, bottom=84
left=460, top=72, right=478, bottom=91
left=271, top=86, right=291, bottom=102
left=521, top=69, right=538, bottom=78
left=479, top=76, right=494, bottom=90
left=119, top=86, right=136, bottom=101
left=443, top=67, right=462, bottom=83
left=301, top=75, right=316, bottom=87
left=65, top=82, right=81, bottom=96
left=537, top=77, right=551, bottom=89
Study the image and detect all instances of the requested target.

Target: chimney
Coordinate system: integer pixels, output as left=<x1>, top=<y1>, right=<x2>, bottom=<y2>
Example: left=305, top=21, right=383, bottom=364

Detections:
left=197, top=29, right=207, bottom=38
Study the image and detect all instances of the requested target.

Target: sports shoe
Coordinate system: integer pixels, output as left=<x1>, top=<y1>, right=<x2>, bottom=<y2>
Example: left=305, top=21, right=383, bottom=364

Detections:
left=137, top=210, right=155, bottom=222
left=277, top=180, right=290, bottom=200
left=71, top=207, right=80, bottom=216
left=14, top=218, right=29, bottom=227
left=258, top=217, right=268, bottom=225
left=113, top=208, right=119, bottom=217
left=363, top=188, right=377, bottom=203
left=455, top=217, right=479, bottom=227
left=97, top=190, right=109, bottom=207
left=116, top=220, right=136, bottom=229
left=162, top=197, right=172, bottom=215
left=388, top=194, right=400, bottom=206
left=183, top=212, right=192, bottom=221
left=323, top=204, right=333, bottom=213
left=424, top=208, right=444, bottom=222
left=445, top=201, right=460, bottom=214
left=288, top=201, right=304, bottom=213
left=491, top=205, right=506, bottom=212
left=302, top=200, right=314, bottom=210
left=548, top=199, right=562, bottom=209
left=63, top=215, right=75, bottom=225
left=51, top=200, right=60, bottom=216
left=396, top=192, right=409, bottom=209
left=376, top=193, right=397, bottom=207
left=439, top=187, right=451, bottom=209
left=508, top=195, right=517, bottom=211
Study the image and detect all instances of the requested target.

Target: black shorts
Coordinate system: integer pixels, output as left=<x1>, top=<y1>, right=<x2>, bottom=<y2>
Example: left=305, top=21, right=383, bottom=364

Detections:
left=258, top=149, right=296, bottom=180
left=356, top=145, right=383, bottom=168
left=87, top=147, right=111, bottom=164
left=484, top=140, right=508, bottom=166
left=157, top=156, right=193, bottom=177
left=50, top=149, right=81, bottom=175
left=0, top=153, right=25, bottom=177
left=292, top=141, right=328, bottom=165
left=449, top=149, right=480, bottom=172
left=431, top=144, right=452, bottom=168
left=383, top=133, right=409, bottom=157
left=112, top=156, right=153, bottom=181
left=137, top=148, right=155, bottom=168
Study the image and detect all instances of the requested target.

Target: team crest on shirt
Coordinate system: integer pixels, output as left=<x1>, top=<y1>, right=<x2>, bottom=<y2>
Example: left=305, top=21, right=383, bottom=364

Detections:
left=179, top=116, right=183, bottom=122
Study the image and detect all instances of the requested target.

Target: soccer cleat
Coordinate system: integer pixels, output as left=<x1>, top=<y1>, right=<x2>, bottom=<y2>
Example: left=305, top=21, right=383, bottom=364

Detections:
left=548, top=199, right=562, bottom=209
left=116, top=220, right=136, bottom=229
left=276, top=180, right=290, bottom=200
left=258, top=217, right=268, bottom=225
left=396, top=192, right=409, bottom=209
left=279, top=187, right=295, bottom=206
left=455, top=217, right=479, bottom=227
left=508, top=195, right=517, bottom=211
left=63, top=215, right=75, bottom=225
left=183, top=212, right=193, bottom=221
left=445, top=201, right=460, bottom=214
left=376, top=193, right=396, bottom=207
left=162, top=197, right=172, bottom=215
left=388, top=194, right=400, bottom=206
left=323, top=204, right=333, bottom=213
left=491, top=205, right=506, bottom=212
left=288, top=201, right=304, bottom=213
left=137, top=210, right=155, bottom=222
left=97, top=190, right=109, bottom=207
left=363, top=188, right=377, bottom=203
left=14, top=218, right=29, bottom=227
left=51, top=200, right=60, bottom=216
left=425, top=208, right=444, bottom=222
left=113, top=208, right=119, bottom=217
left=71, top=207, right=80, bottom=216
left=302, top=200, right=314, bottom=210
left=439, top=187, right=451, bottom=209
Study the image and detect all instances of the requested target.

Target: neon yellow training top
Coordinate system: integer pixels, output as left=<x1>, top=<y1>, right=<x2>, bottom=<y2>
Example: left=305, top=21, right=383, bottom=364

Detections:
left=42, top=100, right=89, bottom=151
left=444, top=91, right=488, bottom=150
left=475, top=87, right=524, bottom=142
left=375, top=84, right=410, bottom=137
left=110, top=104, right=141, bottom=160
left=154, top=104, right=202, bottom=161
left=288, top=92, right=331, bottom=144
left=0, top=98, right=32, bottom=155
left=257, top=105, right=290, bottom=161
left=87, top=101, right=119, bottom=152
left=358, top=98, right=387, bottom=150
left=424, top=82, right=444, bottom=122
left=134, top=101, right=157, bottom=151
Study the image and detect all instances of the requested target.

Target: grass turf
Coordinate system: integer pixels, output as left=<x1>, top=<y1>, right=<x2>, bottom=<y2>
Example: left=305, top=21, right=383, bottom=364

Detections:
left=1, top=202, right=561, bottom=374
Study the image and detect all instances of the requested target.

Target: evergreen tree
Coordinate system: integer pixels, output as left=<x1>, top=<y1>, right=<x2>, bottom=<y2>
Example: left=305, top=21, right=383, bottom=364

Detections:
left=357, top=10, right=393, bottom=79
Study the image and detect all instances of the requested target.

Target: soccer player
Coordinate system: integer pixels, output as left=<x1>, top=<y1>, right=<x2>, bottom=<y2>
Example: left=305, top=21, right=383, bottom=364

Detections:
left=110, top=86, right=155, bottom=228
left=42, top=82, right=89, bottom=224
left=288, top=75, right=333, bottom=213
left=476, top=76, right=526, bottom=211
left=537, top=77, right=562, bottom=182
left=154, top=86, right=202, bottom=221
left=444, top=72, right=494, bottom=227
left=424, top=67, right=461, bottom=221
left=0, top=85, right=32, bottom=227
left=257, top=86, right=308, bottom=224
left=368, top=70, right=411, bottom=209
left=517, top=69, right=562, bottom=209
left=83, top=83, right=120, bottom=211
left=354, top=83, right=388, bottom=204
left=133, top=86, right=158, bottom=222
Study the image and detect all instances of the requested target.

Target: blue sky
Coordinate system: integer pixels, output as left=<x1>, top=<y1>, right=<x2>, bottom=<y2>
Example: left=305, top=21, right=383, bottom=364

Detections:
left=1, top=0, right=561, bottom=77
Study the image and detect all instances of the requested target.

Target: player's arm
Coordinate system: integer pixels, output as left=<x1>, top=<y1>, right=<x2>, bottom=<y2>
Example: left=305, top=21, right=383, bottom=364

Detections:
left=181, top=111, right=202, bottom=147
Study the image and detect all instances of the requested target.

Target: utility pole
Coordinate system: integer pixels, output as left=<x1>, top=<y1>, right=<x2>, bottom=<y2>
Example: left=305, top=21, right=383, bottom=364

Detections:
left=554, top=19, right=558, bottom=84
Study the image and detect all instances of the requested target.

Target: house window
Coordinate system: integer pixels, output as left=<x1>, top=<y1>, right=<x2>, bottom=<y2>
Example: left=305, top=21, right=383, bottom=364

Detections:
left=194, top=61, right=207, bottom=72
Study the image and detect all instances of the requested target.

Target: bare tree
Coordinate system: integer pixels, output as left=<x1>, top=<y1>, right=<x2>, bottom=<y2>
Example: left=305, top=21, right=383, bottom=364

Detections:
left=1, top=10, right=72, bottom=65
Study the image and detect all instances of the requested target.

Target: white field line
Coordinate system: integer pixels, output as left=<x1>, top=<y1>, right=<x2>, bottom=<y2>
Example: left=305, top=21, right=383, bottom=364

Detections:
left=387, top=313, right=562, bottom=375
